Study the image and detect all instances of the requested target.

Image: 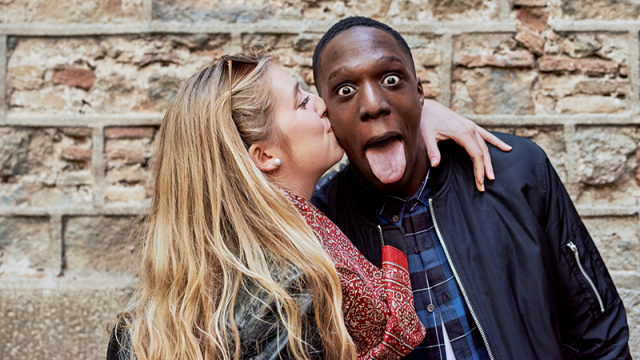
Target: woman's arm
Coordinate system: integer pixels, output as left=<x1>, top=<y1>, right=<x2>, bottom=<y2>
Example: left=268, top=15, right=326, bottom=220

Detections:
left=420, top=99, right=512, bottom=192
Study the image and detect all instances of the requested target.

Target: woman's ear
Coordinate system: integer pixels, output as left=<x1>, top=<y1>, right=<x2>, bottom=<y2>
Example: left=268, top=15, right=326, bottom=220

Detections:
left=248, top=142, right=281, bottom=172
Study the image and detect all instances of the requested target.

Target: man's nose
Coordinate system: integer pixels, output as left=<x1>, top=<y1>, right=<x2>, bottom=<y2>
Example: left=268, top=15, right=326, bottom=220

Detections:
left=359, top=82, right=390, bottom=121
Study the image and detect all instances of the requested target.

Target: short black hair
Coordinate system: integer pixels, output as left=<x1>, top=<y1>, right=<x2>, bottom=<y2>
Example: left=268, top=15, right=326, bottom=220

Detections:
left=312, top=16, right=415, bottom=94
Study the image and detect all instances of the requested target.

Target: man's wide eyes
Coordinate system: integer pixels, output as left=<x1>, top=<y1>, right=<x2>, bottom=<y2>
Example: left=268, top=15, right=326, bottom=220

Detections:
left=337, top=85, right=355, bottom=96
left=383, top=75, right=400, bottom=85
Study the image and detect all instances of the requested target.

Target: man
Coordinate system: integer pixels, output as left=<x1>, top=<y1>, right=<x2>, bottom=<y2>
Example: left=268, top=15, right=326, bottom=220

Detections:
left=312, top=17, right=630, bottom=359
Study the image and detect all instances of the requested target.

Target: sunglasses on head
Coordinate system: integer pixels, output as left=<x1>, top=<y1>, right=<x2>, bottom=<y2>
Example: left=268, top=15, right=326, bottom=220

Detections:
left=221, top=54, right=258, bottom=110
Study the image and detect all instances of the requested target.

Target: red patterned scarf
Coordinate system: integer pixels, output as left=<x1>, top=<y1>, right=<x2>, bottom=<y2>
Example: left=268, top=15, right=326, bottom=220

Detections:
left=284, top=191, right=426, bottom=359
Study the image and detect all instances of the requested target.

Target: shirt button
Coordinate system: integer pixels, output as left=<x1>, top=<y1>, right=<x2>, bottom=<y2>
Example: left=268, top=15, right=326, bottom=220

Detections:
left=427, top=304, right=435, bottom=313
left=392, top=215, right=400, bottom=223
left=414, top=246, right=420, bottom=254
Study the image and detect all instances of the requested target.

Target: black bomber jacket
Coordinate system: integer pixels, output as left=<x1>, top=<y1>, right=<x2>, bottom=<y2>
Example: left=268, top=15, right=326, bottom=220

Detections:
left=312, top=133, right=631, bottom=360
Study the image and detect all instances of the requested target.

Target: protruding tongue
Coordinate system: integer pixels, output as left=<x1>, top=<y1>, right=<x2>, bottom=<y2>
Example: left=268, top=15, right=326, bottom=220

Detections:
left=365, top=137, right=406, bottom=184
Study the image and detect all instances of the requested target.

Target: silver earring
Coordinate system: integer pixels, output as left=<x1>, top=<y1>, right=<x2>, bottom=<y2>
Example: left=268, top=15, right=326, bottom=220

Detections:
left=273, top=158, right=281, bottom=166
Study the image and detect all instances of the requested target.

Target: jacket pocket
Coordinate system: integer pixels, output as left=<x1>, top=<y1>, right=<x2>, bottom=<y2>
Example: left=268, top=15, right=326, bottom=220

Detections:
left=563, top=240, right=605, bottom=314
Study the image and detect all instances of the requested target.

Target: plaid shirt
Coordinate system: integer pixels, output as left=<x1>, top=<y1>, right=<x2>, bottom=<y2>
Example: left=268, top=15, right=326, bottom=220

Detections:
left=363, top=170, right=489, bottom=360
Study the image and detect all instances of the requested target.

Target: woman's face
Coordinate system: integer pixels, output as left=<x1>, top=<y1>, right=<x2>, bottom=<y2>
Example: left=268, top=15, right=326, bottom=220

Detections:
left=268, top=65, right=344, bottom=179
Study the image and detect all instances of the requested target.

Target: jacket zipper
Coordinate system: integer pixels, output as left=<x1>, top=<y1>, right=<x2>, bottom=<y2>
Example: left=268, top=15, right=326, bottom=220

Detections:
left=377, top=225, right=385, bottom=247
left=429, top=198, right=495, bottom=360
left=566, top=241, right=605, bottom=313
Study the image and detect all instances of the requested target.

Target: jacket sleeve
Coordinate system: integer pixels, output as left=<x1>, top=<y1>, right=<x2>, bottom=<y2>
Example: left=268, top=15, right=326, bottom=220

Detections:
left=106, top=325, right=132, bottom=360
left=235, top=270, right=322, bottom=360
left=542, top=156, right=631, bottom=360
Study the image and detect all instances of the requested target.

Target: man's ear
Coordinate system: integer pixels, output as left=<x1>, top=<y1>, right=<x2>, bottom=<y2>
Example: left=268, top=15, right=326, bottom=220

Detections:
left=248, top=142, right=280, bottom=172
left=416, top=77, right=425, bottom=107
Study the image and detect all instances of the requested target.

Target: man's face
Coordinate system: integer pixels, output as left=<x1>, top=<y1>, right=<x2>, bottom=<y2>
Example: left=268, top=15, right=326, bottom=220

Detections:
left=316, top=26, right=425, bottom=193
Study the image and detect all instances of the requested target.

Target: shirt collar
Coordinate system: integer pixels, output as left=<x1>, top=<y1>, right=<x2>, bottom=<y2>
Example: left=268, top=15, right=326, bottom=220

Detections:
left=359, top=167, right=431, bottom=225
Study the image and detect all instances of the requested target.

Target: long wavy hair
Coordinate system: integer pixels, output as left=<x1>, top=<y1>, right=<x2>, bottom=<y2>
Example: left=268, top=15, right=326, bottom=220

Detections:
left=116, top=51, right=355, bottom=360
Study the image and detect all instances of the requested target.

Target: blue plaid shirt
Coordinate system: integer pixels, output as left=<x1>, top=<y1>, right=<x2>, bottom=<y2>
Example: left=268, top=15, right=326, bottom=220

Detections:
left=363, top=170, right=489, bottom=360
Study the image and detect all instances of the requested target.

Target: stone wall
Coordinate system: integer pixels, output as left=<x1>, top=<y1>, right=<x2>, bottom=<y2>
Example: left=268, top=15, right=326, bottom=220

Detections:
left=1, top=0, right=640, bottom=358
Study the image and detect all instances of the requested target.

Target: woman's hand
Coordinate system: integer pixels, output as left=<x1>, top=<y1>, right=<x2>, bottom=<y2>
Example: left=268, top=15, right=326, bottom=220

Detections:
left=421, top=99, right=512, bottom=192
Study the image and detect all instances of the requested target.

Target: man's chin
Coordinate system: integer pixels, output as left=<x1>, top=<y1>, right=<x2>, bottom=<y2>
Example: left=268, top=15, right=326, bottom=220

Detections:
left=366, top=172, right=409, bottom=192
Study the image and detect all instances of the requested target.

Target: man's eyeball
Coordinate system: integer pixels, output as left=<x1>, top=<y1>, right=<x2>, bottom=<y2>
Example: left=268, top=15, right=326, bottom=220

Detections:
left=383, top=75, right=399, bottom=86
left=338, top=85, right=355, bottom=96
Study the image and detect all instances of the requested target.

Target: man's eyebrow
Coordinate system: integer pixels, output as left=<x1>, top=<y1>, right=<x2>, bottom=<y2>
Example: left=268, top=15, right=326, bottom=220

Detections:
left=376, top=55, right=404, bottom=65
left=328, top=65, right=350, bottom=82
left=327, top=55, right=406, bottom=82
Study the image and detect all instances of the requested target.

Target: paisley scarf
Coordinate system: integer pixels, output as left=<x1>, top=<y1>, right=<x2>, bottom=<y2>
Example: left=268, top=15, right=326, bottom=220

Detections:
left=284, top=191, right=426, bottom=360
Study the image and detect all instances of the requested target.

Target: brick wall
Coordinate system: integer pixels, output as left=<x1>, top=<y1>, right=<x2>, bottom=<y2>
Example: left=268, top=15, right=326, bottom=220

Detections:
left=1, top=0, right=640, bottom=358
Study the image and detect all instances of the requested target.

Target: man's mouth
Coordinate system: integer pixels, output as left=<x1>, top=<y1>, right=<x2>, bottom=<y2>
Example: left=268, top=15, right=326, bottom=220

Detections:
left=364, top=135, right=406, bottom=184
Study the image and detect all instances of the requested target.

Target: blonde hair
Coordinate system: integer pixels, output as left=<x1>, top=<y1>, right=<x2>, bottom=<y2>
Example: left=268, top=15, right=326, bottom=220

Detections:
left=116, top=51, right=355, bottom=360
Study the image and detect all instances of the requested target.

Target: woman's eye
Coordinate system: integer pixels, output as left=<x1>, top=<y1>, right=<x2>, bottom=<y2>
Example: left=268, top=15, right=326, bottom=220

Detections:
left=337, top=85, right=355, bottom=96
left=383, top=75, right=400, bottom=86
left=299, top=95, right=310, bottom=109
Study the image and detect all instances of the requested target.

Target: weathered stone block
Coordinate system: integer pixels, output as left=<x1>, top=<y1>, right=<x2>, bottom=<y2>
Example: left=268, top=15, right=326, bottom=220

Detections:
left=7, top=35, right=230, bottom=115
left=0, top=287, right=132, bottom=360
left=556, top=95, right=626, bottom=114
left=516, top=7, right=548, bottom=32
left=583, top=216, right=640, bottom=272
left=0, top=0, right=143, bottom=24
left=405, top=34, right=441, bottom=98
left=452, top=68, right=536, bottom=115
left=0, top=216, right=56, bottom=277
left=618, top=289, right=640, bottom=357
left=105, top=127, right=157, bottom=204
left=544, top=33, right=627, bottom=63
left=105, top=127, right=155, bottom=140
left=511, top=0, right=548, bottom=6
left=453, top=34, right=536, bottom=115
left=454, top=33, right=534, bottom=68
left=515, top=28, right=545, bottom=56
left=488, top=127, right=566, bottom=182
left=573, top=127, right=640, bottom=207
left=152, top=0, right=499, bottom=23
left=538, top=56, right=619, bottom=75
left=52, top=68, right=97, bottom=91
left=576, top=127, right=637, bottom=186
left=0, top=127, right=93, bottom=208
left=558, top=0, right=640, bottom=20
left=454, top=33, right=629, bottom=115
left=63, top=216, right=142, bottom=275
left=611, top=272, right=640, bottom=290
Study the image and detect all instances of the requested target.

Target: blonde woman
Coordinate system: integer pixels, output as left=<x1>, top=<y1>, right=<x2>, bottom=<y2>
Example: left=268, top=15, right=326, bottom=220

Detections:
left=107, top=51, right=509, bottom=360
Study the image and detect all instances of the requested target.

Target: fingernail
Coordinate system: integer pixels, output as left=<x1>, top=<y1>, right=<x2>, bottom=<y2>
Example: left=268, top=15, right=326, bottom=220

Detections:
left=489, top=171, right=495, bottom=179
left=430, top=157, right=437, bottom=165
left=481, top=184, right=485, bottom=192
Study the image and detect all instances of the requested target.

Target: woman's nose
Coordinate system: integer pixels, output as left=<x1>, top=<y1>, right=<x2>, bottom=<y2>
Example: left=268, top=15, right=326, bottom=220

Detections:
left=310, top=93, right=328, bottom=117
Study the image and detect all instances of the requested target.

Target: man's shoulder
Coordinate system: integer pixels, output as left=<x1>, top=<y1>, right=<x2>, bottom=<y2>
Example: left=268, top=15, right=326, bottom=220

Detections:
left=488, top=132, right=550, bottom=181
left=437, top=132, right=552, bottom=194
